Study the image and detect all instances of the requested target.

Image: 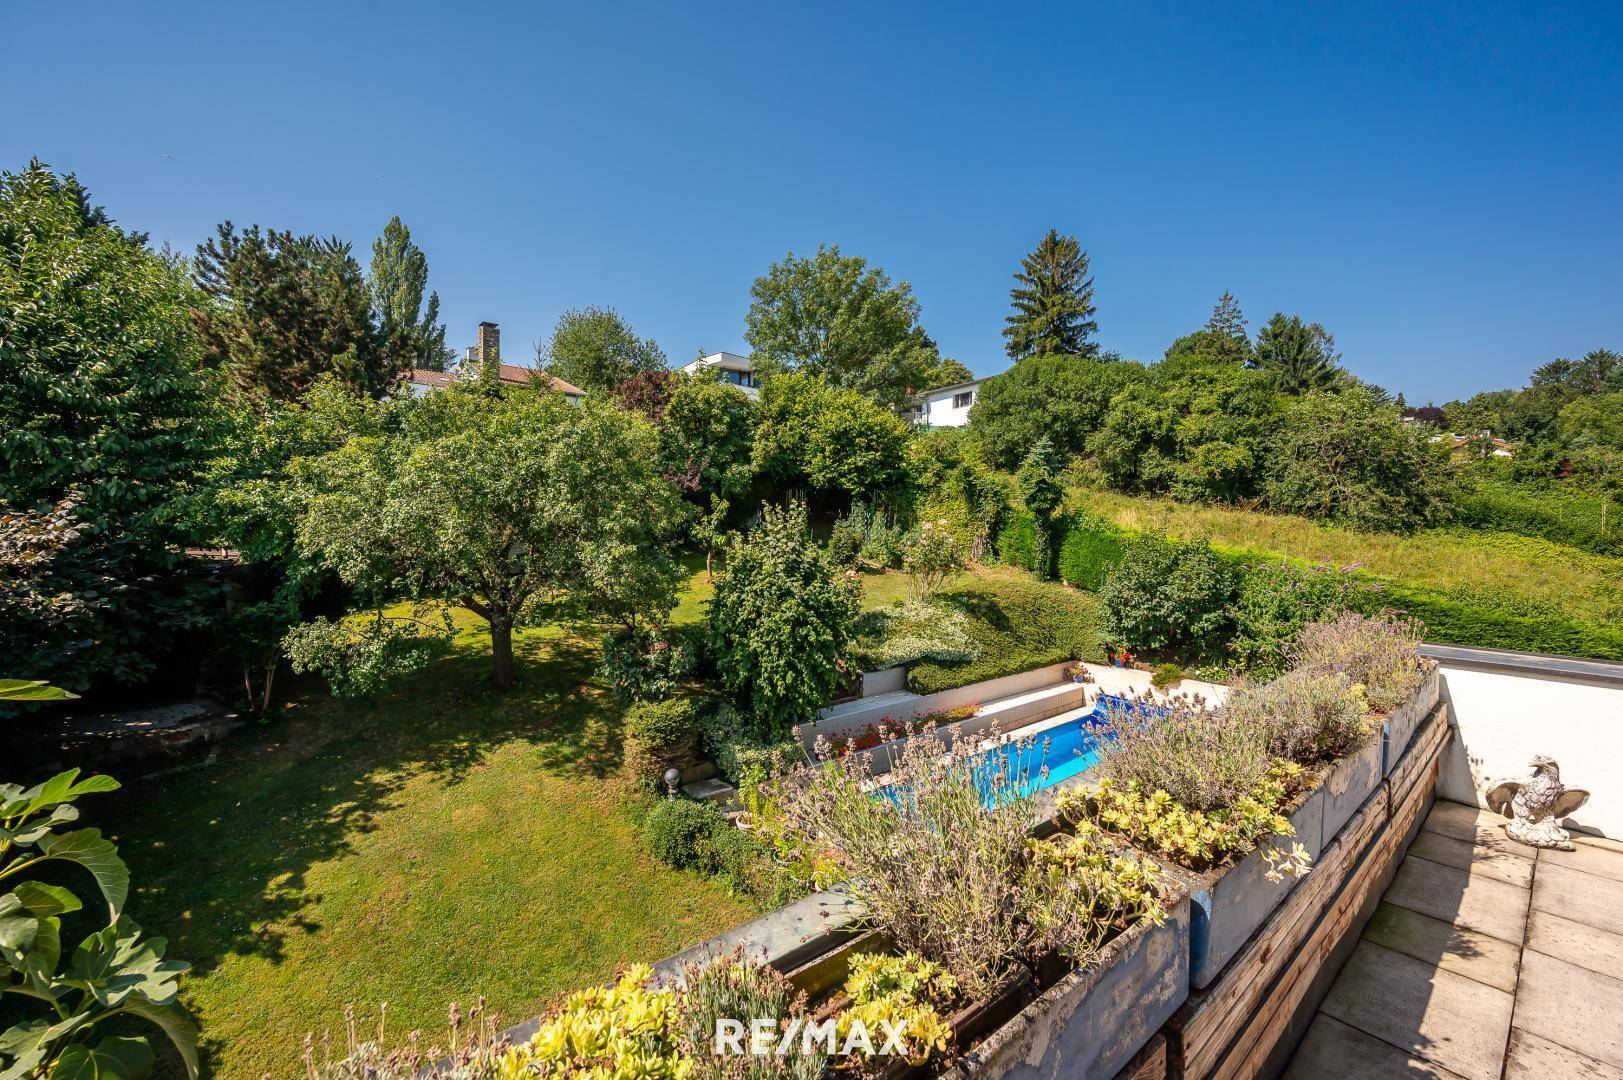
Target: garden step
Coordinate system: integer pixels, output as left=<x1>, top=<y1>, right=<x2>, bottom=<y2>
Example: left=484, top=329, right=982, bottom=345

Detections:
left=683, top=777, right=739, bottom=809
left=815, top=689, right=920, bottom=726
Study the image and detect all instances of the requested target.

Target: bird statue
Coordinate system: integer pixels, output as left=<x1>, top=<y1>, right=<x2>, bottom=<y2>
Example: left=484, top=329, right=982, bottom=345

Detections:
left=1486, top=755, right=1590, bottom=850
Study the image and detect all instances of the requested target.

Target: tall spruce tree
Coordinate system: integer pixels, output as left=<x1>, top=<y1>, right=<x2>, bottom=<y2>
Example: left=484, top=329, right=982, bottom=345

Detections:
left=1002, top=230, right=1099, bottom=361
left=1017, top=436, right=1065, bottom=578
left=1251, top=313, right=1344, bottom=394
left=195, top=222, right=398, bottom=400
left=1203, top=291, right=1252, bottom=363
left=369, top=216, right=451, bottom=371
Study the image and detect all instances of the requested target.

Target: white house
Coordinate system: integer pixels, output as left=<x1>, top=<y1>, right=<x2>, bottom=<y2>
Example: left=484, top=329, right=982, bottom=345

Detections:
left=680, top=352, right=759, bottom=397
left=905, top=378, right=983, bottom=428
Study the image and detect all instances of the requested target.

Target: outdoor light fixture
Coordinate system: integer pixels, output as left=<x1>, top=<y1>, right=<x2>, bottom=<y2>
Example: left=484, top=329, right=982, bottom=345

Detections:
left=662, top=768, right=682, bottom=800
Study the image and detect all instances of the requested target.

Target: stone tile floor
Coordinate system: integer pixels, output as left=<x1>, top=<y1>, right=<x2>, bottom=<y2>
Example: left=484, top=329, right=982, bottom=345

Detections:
left=1285, top=800, right=1623, bottom=1080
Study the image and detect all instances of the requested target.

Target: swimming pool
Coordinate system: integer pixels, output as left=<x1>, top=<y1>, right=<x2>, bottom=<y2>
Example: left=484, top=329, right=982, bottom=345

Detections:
left=967, top=693, right=1159, bottom=806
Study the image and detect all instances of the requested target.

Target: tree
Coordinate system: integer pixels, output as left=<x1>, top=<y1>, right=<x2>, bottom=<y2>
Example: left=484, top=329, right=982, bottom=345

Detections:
left=751, top=373, right=914, bottom=501
left=968, top=355, right=1142, bottom=468
left=294, top=387, right=689, bottom=688
left=544, top=306, right=667, bottom=393
left=613, top=369, right=679, bottom=423
left=0, top=162, right=214, bottom=690
left=707, top=500, right=859, bottom=733
left=658, top=376, right=759, bottom=503
left=1017, top=437, right=1064, bottom=578
left=1250, top=313, right=1343, bottom=394
left=194, top=222, right=399, bottom=400
left=1101, top=535, right=1236, bottom=657
left=1264, top=388, right=1452, bottom=531
left=369, top=215, right=451, bottom=371
left=1002, top=230, right=1098, bottom=361
left=1194, top=290, right=1252, bottom=364
left=1560, top=390, right=1623, bottom=535
left=745, top=245, right=966, bottom=406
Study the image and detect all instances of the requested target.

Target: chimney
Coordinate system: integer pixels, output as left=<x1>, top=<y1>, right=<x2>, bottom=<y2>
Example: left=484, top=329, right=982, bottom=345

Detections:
left=477, top=321, right=501, bottom=368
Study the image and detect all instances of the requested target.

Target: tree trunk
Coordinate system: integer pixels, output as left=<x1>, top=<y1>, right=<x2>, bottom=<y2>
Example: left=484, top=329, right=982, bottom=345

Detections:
left=490, top=619, right=517, bottom=688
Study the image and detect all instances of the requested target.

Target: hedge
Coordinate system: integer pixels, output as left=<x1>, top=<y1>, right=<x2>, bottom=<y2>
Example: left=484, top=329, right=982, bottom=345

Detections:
left=1056, top=518, right=1126, bottom=590
left=906, top=577, right=1107, bottom=694
left=995, top=509, right=1044, bottom=574
left=1452, top=479, right=1621, bottom=558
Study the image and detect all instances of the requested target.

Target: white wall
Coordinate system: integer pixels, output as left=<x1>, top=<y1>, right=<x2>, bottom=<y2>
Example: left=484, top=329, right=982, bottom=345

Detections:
left=916, top=385, right=979, bottom=428
left=1433, top=647, right=1623, bottom=839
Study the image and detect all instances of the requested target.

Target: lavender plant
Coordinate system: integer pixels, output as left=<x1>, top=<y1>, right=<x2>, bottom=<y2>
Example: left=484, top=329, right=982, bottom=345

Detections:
left=1293, top=612, right=1426, bottom=713
left=1221, top=670, right=1374, bottom=769
left=678, top=951, right=824, bottom=1080
left=1095, top=694, right=1273, bottom=813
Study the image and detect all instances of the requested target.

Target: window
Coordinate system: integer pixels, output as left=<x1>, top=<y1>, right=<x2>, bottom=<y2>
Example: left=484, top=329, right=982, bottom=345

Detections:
left=952, top=390, right=975, bottom=409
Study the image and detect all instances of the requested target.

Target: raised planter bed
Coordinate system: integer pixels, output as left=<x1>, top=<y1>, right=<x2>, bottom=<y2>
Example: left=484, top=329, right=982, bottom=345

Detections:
left=1313, top=731, right=1383, bottom=851
left=1381, top=663, right=1441, bottom=775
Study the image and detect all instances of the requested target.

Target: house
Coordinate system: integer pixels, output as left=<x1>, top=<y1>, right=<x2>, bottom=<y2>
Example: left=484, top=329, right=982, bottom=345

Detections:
left=679, top=351, right=759, bottom=397
left=404, top=322, right=584, bottom=400
left=904, top=378, right=983, bottom=428
left=1432, top=431, right=1515, bottom=458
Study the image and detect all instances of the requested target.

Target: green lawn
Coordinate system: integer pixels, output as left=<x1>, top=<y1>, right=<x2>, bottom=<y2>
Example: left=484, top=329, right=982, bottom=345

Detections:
left=102, top=614, right=753, bottom=1078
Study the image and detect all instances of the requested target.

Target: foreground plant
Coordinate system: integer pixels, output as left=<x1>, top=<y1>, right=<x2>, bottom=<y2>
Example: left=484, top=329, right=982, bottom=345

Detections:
left=678, top=951, right=824, bottom=1079
left=1292, top=612, right=1427, bottom=713
left=1221, top=670, right=1373, bottom=769
left=835, top=953, right=956, bottom=1068
left=1, top=769, right=199, bottom=1078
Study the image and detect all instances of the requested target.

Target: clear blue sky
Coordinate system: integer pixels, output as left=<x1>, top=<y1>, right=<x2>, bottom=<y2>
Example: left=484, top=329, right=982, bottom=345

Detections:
left=6, top=1, right=1620, bottom=403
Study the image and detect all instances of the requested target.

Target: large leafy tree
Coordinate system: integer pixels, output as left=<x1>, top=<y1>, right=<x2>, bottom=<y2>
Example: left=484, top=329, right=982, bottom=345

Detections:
left=294, top=387, right=689, bottom=688
left=659, top=375, right=759, bottom=503
left=194, top=222, right=399, bottom=400
left=1264, top=387, right=1452, bottom=530
left=707, top=500, right=859, bottom=733
left=745, top=245, right=968, bottom=405
left=0, top=162, right=214, bottom=690
left=1250, top=313, right=1344, bottom=394
left=1002, top=229, right=1099, bottom=361
left=543, top=306, right=667, bottom=393
left=1560, top=390, right=1623, bottom=535
left=968, top=354, right=1142, bottom=468
left=751, top=373, right=915, bottom=501
left=369, top=215, right=451, bottom=371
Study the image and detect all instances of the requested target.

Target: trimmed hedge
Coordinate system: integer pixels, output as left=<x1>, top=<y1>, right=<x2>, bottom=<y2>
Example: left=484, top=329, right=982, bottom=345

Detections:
left=906, top=577, right=1106, bottom=694
left=1056, top=517, right=1126, bottom=590
left=1381, top=581, right=1623, bottom=661
left=1452, top=478, right=1622, bottom=558
left=995, top=509, right=1044, bottom=574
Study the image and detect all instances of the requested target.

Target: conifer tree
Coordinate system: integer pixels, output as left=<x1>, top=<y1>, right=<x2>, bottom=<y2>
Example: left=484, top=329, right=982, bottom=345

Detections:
left=1203, top=290, right=1251, bottom=363
left=369, top=216, right=451, bottom=371
left=1251, top=313, right=1344, bottom=394
left=1002, top=230, right=1098, bottom=361
left=1017, top=436, right=1065, bottom=578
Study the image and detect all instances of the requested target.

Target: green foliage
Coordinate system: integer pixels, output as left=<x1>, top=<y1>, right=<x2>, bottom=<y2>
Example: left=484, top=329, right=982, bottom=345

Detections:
left=543, top=306, right=667, bottom=393
left=1292, top=611, right=1428, bottom=714
left=499, top=965, right=689, bottom=1078
left=642, top=799, right=725, bottom=870
left=1385, top=579, right=1623, bottom=661
left=1223, top=670, right=1373, bottom=768
left=1, top=769, right=198, bottom=1078
left=658, top=375, right=759, bottom=502
left=1100, top=535, right=1236, bottom=657
left=751, top=373, right=915, bottom=499
left=825, top=519, right=863, bottom=568
left=900, top=520, right=964, bottom=601
left=851, top=600, right=980, bottom=671
left=599, top=629, right=696, bottom=703
left=1250, top=312, right=1343, bottom=393
left=0, top=679, right=77, bottom=702
left=970, top=354, right=1141, bottom=468
left=697, top=703, right=803, bottom=787
left=841, top=500, right=909, bottom=568
left=368, top=215, right=450, bottom=371
left=996, top=509, right=1043, bottom=572
left=1265, top=387, right=1453, bottom=530
left=905, top=577, right=1105, bottom=694
left=1002, top=229, right=1099, bottom=361
left=1150, top=663, right=1185, bottom=690
left=282, top=610, right=451, bottom=700
left=1228, top=558, right=1380, bottom=676
left=1452, top=474, right=1623, bottom=556
left=1017, top=437, right=1064, bottom=578
left=195, top=221, right=401, bottom=400
left=294, top=388, right=690, bottom=688
left=1198, top=290, right=1252, bottom=364
left=745, top=244, right=966, bottom=406
left=1, top=163, right=215, bottom=691
left=679, top=953, right=823, bottom=1079
left=1055, top=515, right=1126, bottom=590
left=707, top=501, right=860, bottom=733
left=625, top=696, right=706, bottom=751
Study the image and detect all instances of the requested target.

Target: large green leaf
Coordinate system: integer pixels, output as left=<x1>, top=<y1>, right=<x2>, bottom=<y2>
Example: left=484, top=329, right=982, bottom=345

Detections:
left=118, top=1001, right=197, bottom=1080
left=3, top=804, right=83, bottom=848
left=0, top=681, right=79, bottom=703
left=65, top=918, right=187, bottom=1009
left=0, top=1014, right=93, bottom=1080
left=0, top=770, right=121, bottom=822
left=48, top=1037, right=155, bottom=1079
left=0, top=892, right=38, bottom=966
left=34, top=831, right=127, bottom=918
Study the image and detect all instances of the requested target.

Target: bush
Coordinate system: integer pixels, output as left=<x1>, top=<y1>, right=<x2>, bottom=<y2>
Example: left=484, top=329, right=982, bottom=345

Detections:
left=1293, top=612, right=1426, bottom=714
left=1228, top=559, right=1380, bottom=676
left=678, top=953, right=823, bottom=1079
left=995, top=509, right=1043, bottom=572
left=598, top=628, right=696, bottom=702
left=851, top=600, right=980, bottom=671
left=1383, top=580, right=1623, bottom=661
left=901, top=520, right=964, bottom=601
left=708, top=500, right=860, bottom=733
left=697, top=703, right=803, bottom=788
left=1056, top=515, right=1126, bottom=590
left=1100, top=535, right=1236, bottom=658
left=1452, top=475, right=1622, bottom=557
left=643, top=798, right=727, bottom=870
left=1094, top=695, right=1273, bottom=813
left=905, top=579, right=1105, bottom=694
left=1222, top=670, right=1373, bottom=768
left=1150, top=663, right=1184, bottom=690
left=826, top=519, right=863, bottom=568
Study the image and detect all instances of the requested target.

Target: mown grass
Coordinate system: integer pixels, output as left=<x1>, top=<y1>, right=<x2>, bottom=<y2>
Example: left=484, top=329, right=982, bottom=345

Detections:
left=1071, top=488, right=1623, bottom=626
left=101, top=615, right=753, bottom=1079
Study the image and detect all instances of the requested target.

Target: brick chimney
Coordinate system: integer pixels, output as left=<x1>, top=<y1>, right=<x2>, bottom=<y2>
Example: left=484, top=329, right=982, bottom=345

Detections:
left=476, top=321, right=501, bottom=368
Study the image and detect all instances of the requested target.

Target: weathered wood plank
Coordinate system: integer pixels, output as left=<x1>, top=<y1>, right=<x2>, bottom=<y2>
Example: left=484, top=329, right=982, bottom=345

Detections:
left=1165, top=705, right=1450, bottom=1078
left=1114, top=1033, right=1168, bottom=1080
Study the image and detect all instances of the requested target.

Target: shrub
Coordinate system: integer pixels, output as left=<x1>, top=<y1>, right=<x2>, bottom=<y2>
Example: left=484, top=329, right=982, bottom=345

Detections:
left=995, top=508, right=1043, bottom=572
left=901, top=520, right=964, bottom=601
left=1017, top=437, right=1065, bottom=578
left=1150, top=663, right=1185, bottom=690
left=678, top=953, right=824, bottom=1079
left=826, top=519, right=863, bottom=568
left=970, top=354, right=1143, bottom=469
left=1452, top=475, right=1623, bottom=557
left=1056, top=514, right=1126, bottom=590
left=1222, top=670, right=1373, bottom=768
left=775, top=727, right=1166, bottom=999
left=836, top=953, right=957, bottom=1066
left=698, top=703, right=804, bottom=786
left=599, top=628, right=696, bottom=702
left=1094, top=695, right=1271, bottom=813
left=851, top=600, right=980, bottom=671
left=1228, top=559, right=1380, bottom=676
left=623, top=696, right=706, bottom=786
left=643, top=798, right=726, bottom=870
left=1293, top=612, right=1427, bottom=714
left=708, top=501, right=860, bottom=733
left=1100, top=535, right=1236, bottom=657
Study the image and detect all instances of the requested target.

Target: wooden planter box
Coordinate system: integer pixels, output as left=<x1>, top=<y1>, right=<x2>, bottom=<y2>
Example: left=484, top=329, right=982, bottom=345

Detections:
left=1313, top=732, right=1383, bottom=851
left=1164, top=784, right=1326, bottom=990
left=950, top=893, right=1192, bottom=1079
left=1381, top=663, right=1441, bottom=776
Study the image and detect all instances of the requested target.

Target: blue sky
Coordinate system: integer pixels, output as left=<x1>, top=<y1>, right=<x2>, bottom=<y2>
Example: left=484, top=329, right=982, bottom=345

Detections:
left=6, top=1, right=1620, bottom=403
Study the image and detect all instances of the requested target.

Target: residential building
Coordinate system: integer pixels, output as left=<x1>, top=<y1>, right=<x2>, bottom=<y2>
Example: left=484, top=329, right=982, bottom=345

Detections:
left=680, top=351, right=759, bottom=397
left=404, top=322, right=584, bottom=400
left=904, top=378, right=983, bottom=428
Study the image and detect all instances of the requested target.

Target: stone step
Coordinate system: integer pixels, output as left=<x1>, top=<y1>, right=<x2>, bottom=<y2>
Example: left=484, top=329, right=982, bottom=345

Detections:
left=682, top=777, right=739, bottom=810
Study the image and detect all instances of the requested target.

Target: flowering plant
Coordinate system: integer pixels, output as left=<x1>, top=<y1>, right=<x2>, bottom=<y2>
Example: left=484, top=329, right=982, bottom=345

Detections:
left=824, top=703, right=980, bottom=758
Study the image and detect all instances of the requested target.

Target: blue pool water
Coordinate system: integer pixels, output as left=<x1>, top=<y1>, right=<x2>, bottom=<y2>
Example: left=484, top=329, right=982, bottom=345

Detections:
left=966, top=693, right=1160, bottom=806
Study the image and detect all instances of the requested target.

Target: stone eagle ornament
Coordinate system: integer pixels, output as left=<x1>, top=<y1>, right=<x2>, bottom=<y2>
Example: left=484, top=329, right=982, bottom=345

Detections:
left=1486, top=755, right=1590, bottom=851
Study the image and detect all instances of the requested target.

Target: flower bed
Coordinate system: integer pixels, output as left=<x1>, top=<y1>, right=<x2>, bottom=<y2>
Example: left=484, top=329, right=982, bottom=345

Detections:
left=824, top=704, right=980, bottom=759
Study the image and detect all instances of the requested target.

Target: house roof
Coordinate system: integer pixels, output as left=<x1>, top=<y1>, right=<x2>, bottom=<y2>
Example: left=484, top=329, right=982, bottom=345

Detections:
left=406, top=366, right=584, bottom=397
